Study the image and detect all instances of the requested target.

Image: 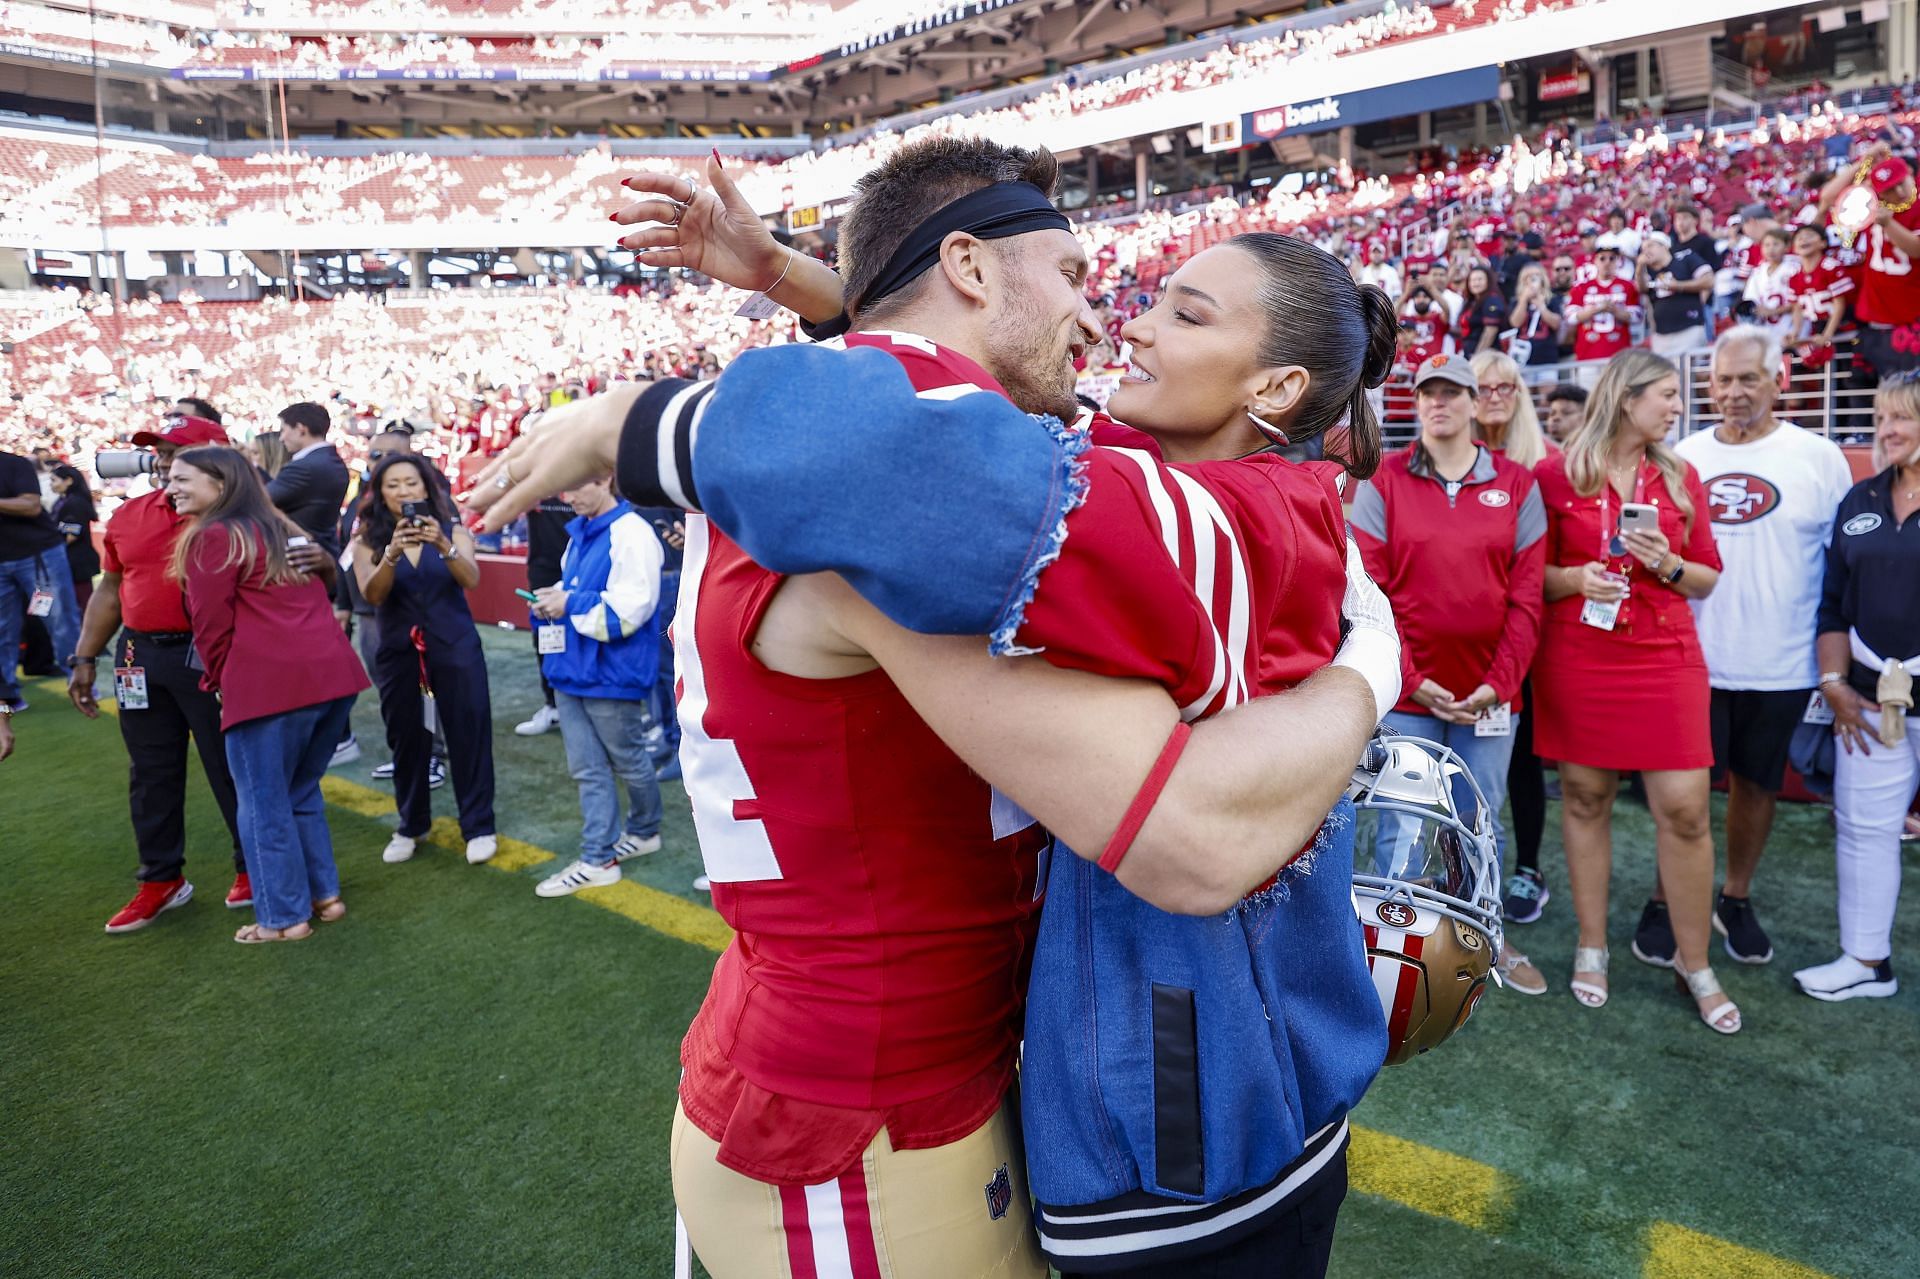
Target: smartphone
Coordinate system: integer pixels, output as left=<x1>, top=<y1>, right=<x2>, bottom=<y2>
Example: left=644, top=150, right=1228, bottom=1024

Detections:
left=287, top=535, right=312, bottom=550
left=515, top=588, right=541, bottom=603
left=1619, top=502, right=1660, bottom=535
left=401, top=500, right=426, bottom=523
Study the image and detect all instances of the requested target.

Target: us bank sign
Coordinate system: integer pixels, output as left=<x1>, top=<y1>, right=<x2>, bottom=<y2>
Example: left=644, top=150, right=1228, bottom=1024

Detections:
left=1239, top=65, right=1502, bottom=143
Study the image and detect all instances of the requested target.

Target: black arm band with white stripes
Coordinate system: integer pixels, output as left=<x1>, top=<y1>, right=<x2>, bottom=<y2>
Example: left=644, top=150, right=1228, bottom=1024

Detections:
left=615, top=377, right=716, bottom=512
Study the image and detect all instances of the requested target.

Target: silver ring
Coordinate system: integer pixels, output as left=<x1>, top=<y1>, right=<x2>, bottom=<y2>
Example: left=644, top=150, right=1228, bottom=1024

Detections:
left=493, top=473, right=512, bottom=490
left=682, top=175, right=699, bottom=203
left=667, top=200, right=687, bottom=228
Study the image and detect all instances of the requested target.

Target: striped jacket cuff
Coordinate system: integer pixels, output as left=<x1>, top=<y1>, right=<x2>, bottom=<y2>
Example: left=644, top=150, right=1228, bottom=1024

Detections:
left=615, top=378, right=716, bottom=512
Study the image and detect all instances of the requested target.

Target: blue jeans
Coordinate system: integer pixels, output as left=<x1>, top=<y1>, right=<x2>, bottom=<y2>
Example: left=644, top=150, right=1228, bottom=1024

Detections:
left=1378, top=709, right=1518, bottom=872
left=0, top=546, right=78, bottom=702
left=224, top=696, right=354, bottom=930
left=555, top=691, right=662, bottom=866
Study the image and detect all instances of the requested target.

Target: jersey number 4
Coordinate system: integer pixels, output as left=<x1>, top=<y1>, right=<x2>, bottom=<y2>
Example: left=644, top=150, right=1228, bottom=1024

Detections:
left=675, top=517, right=783, bottom=883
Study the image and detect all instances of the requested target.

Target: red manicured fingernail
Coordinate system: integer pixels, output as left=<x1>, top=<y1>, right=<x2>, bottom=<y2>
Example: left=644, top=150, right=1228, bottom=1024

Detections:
left=609, top=214, right=620, bottom=222
left=711, top=147, right=722, bottom=164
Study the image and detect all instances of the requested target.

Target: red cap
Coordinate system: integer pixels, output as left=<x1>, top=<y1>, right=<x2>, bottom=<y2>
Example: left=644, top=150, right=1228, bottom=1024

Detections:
left=1870, top=156, right=1912, bottom=195
left=129, top=415, right=229, bottom=448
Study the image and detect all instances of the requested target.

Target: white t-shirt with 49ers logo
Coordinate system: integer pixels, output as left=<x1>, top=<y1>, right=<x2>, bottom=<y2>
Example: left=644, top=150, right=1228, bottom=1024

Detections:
left=1675, top=421, right=1856, bottom=689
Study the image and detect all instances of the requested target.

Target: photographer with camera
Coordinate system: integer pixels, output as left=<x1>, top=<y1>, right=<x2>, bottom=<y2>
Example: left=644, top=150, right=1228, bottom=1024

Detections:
left=351, top=454, right=497, bottom=867
left=1, top=446, right=76, bottom=712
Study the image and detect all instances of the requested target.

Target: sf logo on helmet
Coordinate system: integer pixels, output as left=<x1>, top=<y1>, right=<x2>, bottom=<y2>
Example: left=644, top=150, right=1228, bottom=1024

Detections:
left=1376, top=901, right=1417, bottom=928
left=1706, top=473, right=1780, bottom=524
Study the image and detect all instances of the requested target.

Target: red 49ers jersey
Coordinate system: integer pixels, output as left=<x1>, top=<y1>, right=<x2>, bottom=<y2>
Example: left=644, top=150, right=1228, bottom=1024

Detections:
left=1853, top=204, right=1920, bottom=326
left=1786, top=254, right=1855, bottom=330
left=1567, top=277, right=1639, bottom=361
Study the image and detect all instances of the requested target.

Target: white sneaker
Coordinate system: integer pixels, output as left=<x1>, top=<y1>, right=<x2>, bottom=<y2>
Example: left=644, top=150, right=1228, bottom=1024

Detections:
left=465, top=834, right=497, bottom=865
left=382, top=833, right=417, bottom=864
left=535, top=859, right=620, bottom=897
left=693, top=874, right=712, bottom=892
left=330, top=734, right=363, bottom=768
left=613, top=833, right=662, bottom=862
left=427, top=758, right=447, bottom=790
left=371, top=760, right=395, bottom=780
left=514, top=704, right=561, bottom=736
left=1793, top=954, right=1898, bottom=1002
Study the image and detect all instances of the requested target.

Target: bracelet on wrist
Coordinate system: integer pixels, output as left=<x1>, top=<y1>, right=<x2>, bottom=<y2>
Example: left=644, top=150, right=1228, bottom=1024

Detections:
left=69, top=654, right=97, bottom=666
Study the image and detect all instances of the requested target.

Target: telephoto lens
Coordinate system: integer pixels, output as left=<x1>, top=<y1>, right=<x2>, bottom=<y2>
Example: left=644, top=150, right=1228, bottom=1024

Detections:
left=94, top=449, right=157, bottom=479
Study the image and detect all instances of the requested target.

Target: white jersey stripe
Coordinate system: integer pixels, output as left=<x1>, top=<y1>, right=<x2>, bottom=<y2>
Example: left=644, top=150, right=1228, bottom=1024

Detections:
left=1108, top=448, right=1182, bottom=569
left=1168, top=468, right=1252, bottom=710
left=803, top=1178, right=858, bottom=1279
left=655, top=380, right=706, bottom=510
left=913, top=382, right=989, bottom=400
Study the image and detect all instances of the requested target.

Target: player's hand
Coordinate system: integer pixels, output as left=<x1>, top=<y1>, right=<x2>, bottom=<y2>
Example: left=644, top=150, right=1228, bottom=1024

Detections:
left=67, top=662, right=99, bottom=719
left=614, top=151, right=786, bottom=291
left=1575, top=561, right=1626, bottom=602
left=464, top=384, right=646, bottom=532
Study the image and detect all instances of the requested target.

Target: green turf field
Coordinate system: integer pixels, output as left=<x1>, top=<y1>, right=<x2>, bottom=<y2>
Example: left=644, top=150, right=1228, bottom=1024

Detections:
left=3, top=627, right=1914, bottom=1278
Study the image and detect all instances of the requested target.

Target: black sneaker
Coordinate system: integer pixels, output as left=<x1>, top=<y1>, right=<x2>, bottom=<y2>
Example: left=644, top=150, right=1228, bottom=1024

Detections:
left=1630, top=899, right=1675, bottom=968
left=1501, top=867, right=1550, bottom=925
left=1712, top=892, right=1775, bottom=964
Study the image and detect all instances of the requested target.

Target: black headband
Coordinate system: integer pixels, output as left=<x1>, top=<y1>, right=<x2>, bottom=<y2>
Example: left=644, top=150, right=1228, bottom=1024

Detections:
left=856, top=181, right=1072, bottom=312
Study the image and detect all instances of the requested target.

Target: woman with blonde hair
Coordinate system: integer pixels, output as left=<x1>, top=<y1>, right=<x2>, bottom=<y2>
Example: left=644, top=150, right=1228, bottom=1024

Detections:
left=1530, top=350, right=1737, bottom=1033
left=1471, top=349, right=1551, bottom=468
left=252, top=431, right=289, bottom=480
left=1798, top=372, right=1920, bottom=1001
left=1506, top=261, right=1564, bottom=375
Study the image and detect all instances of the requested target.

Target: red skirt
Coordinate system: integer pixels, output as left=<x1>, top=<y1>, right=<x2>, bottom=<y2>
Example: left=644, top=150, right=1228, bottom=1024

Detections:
left=1531, top=618, right=1714, bottom=772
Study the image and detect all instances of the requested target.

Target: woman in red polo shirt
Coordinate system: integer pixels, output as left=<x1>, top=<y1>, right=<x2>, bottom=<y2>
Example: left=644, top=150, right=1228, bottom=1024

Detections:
left=165, top=446, right=370, bottom=943
left=1532, top=350, right=1736, bottom=1033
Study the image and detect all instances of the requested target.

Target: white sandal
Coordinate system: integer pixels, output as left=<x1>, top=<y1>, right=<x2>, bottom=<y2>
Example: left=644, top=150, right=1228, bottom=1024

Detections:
left=1676, top=963, right=1742, bottom=1035
left=1570, top=944, right=1609, bottom=1008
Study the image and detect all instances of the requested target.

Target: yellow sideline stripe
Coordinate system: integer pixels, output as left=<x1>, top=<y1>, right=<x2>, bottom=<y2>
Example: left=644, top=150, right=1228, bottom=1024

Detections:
left=1345, top=1125, right=1512, bottom=1231
left=43, top=681, right=1837, bottom=1276
left=1643, top=1224, right=1839, bottom=1279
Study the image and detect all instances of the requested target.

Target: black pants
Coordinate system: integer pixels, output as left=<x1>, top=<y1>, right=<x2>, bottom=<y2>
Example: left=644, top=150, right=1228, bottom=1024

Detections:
left=372, top=639, right=495, bottom=840
left=1062, top=1150, right=1346, bottom=1279
left=1507, top=677, right=1545, bottom=875
left=115, top=630, right=245, bottom=883
left=532, top=627, right=554, bottom=708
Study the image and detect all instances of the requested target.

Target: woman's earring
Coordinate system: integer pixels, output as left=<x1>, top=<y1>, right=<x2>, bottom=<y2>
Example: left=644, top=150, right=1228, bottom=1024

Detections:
left=1247, top=408, right=1289, bottom=443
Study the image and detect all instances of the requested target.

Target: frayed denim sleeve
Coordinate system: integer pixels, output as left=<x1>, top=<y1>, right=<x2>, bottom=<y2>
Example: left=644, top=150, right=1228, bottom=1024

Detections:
left=693, top=343, right=1087, bottom=644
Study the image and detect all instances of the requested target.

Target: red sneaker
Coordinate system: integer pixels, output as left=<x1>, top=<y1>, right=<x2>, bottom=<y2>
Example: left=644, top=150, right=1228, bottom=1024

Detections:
left=104, top=879, right=195, bottom=934
left=226, top=873, right=253, bottom=909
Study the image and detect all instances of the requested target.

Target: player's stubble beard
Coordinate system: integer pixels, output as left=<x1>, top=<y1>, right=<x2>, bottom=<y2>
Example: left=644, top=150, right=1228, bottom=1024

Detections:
left=984, top=283, right=1082, bottom=425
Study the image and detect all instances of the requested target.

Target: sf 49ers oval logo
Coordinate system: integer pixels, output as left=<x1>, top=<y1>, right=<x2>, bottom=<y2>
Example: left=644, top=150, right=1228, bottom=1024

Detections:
left=1706, top=473, right=1781, bottom=524
left=1376, top=900, right=1418, bottom=928
left=1478, top=489, right=1512, bottom=508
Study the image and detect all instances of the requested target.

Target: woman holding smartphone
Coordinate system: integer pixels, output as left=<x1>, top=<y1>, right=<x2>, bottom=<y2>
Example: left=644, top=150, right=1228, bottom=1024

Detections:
left=1531, top=351, right=1735, bottom=1032
left=351, top=454, right=498, bottom=866
left=164, top=446, right=369, bottom=943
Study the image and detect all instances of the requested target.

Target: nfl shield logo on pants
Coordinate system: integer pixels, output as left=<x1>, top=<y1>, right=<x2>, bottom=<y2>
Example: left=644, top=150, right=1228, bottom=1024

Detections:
left=984, top=1163, right=1014, bottom=1221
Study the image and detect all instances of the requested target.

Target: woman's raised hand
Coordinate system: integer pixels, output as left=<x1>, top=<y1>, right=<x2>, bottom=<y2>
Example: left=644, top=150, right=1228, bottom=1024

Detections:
left=612, top=151, right=787, bottom=293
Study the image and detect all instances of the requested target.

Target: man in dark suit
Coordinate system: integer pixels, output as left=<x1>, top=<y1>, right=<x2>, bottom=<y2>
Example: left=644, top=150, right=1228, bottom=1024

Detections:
left=269, top=400, right=360, bottom=761
left=269, top=402, right=350, bottom=555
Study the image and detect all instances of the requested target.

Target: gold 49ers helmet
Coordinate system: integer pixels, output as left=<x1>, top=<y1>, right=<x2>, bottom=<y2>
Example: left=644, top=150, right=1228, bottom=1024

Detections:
left=1346, top=735, right=1505, bottom=1066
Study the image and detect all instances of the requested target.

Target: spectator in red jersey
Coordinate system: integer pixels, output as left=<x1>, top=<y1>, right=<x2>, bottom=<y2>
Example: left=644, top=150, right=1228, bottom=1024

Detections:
left=1564, top=243, right=1640, bottom=377
left=1397, top=282, right=1453, bottom=369
left=1458, top=266, right=1507, bottom=357
left=1349, top=352, right=1548, bottom=995
left=1818, top=147, right=1920, bottom=377
left=1531, top=350, right=1736, bottom=1034
left=164, top=447, right=368, bottom=943
left=1787, top=222, right=1854, bottom=352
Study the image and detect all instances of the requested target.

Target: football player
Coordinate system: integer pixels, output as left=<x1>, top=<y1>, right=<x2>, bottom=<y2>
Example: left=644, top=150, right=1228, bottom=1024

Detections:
left=472, top=142, right=1403, bottom=1278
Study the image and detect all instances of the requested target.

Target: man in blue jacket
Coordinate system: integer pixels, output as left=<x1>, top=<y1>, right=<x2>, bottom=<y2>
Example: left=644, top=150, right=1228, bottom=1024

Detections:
left=529, top=476, right=667, bottom=896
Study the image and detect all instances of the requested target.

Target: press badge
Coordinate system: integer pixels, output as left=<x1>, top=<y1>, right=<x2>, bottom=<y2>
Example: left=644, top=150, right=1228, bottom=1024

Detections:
left=114, top=666, right=149, bottom=710
left=537, top=624, right=568, bottom=654
left=1475, top=703, right=1514, bottom=737
left=1579, top=597, right=1621, bottom=631
left=1803, top=691, right=1836, bottom=725
left=27, top=589, right=53, bottom=617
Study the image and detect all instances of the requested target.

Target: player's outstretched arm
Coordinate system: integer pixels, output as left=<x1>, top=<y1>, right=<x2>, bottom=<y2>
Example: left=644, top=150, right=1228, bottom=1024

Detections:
left=816, top=575, right=1379, bottom=915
